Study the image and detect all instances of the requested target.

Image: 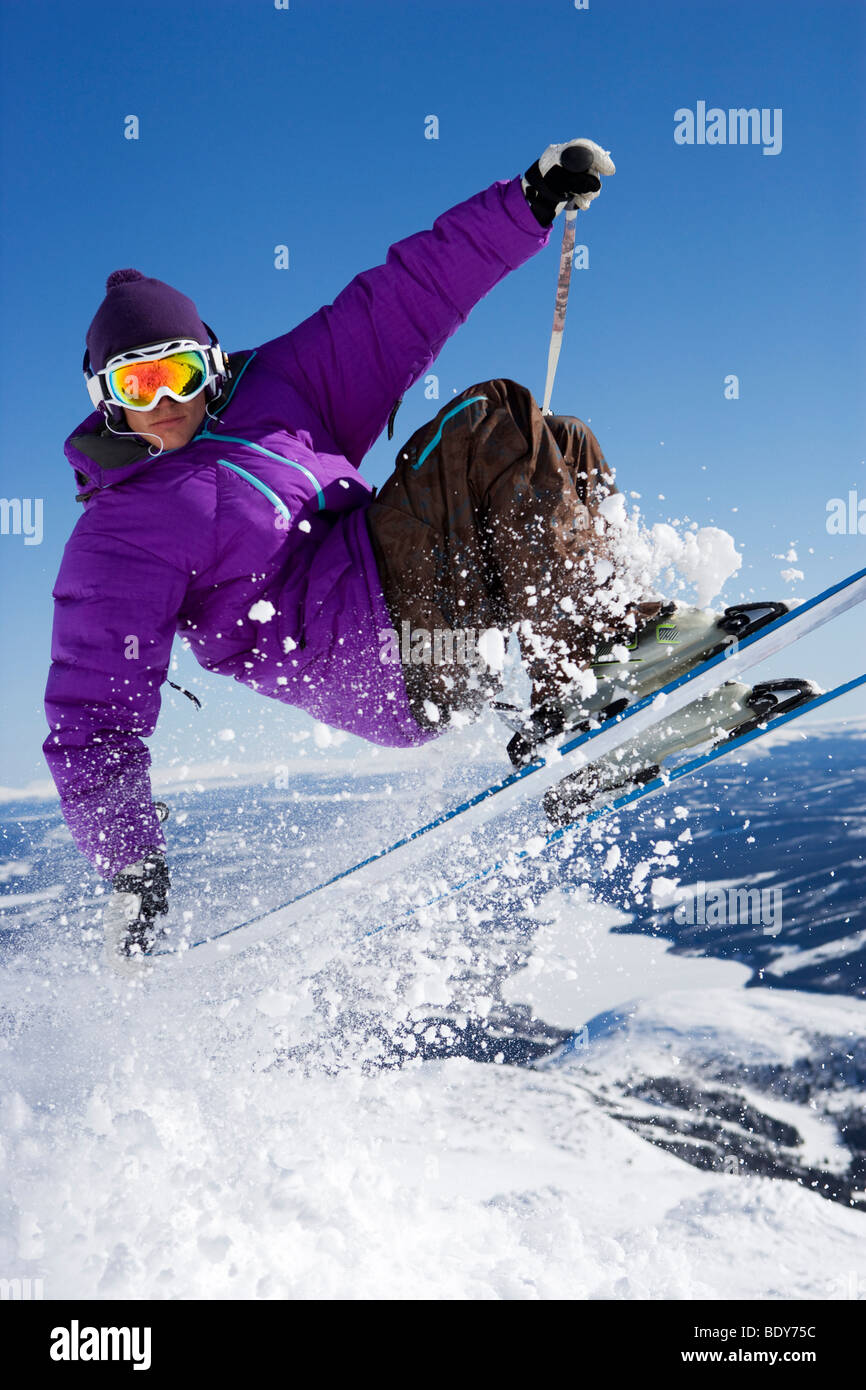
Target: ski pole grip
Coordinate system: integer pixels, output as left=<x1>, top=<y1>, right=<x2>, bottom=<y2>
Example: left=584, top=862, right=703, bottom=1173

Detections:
left=559, top=144, right=595, bottom=175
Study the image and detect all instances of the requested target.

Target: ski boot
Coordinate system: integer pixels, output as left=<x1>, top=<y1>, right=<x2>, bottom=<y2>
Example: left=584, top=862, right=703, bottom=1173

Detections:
left=543, top=677, right=819, bottom=828
left=499, top=600, right=791, bottom=768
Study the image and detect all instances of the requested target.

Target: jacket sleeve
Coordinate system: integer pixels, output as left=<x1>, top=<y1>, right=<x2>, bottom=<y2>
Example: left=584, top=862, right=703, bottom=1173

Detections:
left=255, top=175, right=550, bottom=468
left=43, top=521, right=187, bottom=879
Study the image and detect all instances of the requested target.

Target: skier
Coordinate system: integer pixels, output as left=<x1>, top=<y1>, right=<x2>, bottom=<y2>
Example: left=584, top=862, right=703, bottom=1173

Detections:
left=44, top=138, right=789, bottom=967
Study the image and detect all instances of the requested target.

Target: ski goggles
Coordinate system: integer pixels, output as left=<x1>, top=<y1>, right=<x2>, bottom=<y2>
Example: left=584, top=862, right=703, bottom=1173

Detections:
left=90, top=339, right=213, bottom=412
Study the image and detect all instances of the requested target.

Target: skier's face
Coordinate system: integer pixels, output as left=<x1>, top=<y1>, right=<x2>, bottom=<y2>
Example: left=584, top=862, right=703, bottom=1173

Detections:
left=123, top=390, right=207, bottom=452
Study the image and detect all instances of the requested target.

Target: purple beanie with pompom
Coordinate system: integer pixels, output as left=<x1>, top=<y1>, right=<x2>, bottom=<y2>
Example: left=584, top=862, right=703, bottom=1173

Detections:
left=86, top=268, right=209, bottom=372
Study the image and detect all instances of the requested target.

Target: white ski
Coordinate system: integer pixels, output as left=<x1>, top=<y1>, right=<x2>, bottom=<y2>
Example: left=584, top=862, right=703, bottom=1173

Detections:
left=152, top=565, right=866, bottom=964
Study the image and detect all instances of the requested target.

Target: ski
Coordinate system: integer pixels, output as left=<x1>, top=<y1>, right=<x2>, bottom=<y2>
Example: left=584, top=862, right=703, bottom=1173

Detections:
left=165, top=666, right=866, bottom=964
left=152, top=565, right=866, bottom=962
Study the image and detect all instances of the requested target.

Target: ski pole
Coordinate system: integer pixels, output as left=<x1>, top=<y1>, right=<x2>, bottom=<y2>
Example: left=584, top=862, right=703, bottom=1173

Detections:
left=541, top=200, right=578, bottom=416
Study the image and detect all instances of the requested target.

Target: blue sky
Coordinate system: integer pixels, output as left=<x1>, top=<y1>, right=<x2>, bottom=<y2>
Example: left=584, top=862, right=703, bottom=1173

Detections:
left=0, top=0, right=863, bottom=788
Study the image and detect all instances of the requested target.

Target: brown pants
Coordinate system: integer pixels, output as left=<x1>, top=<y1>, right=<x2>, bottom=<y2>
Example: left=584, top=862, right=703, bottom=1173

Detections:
left=366, top=378, right=653, bottom=732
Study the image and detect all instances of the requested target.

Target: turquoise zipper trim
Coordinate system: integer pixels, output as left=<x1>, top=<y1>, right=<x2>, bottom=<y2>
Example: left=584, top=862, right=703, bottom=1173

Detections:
left=216, top=458, right=291, bottom=522
left=202, top=433, right=325, bottom=509
left=190, top=350, right=257, bottom=445
left=413, top=395, right=488, bottom=470
left=198, top=347, right=325, bottom=508
left=214, top=350, right=256, bottom=412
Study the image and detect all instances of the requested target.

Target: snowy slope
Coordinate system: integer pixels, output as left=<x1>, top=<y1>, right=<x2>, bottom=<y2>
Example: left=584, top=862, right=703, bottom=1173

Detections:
left=1, top=952, right=864, bottom=1300
left=1, top=716, right=866, bottom=1298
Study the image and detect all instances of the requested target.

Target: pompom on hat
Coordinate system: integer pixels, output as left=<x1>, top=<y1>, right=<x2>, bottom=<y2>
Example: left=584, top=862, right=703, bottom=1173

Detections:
left=86, top=268, right=210, bottom=372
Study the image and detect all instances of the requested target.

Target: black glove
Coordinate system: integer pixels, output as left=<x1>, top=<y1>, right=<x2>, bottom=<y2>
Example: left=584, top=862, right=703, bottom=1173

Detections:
left=522, top=138, right=616, bottom=228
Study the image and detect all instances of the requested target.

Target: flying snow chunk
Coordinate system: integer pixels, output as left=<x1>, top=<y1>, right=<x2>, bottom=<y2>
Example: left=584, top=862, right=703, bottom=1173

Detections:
left=607, top=642, right=633, bottom=663
left=598, top=492, right=627, bottom=527
left=477, top=627, right=506, bottom=672
left=283, top=636, right=298, bottom=653
left=781, top=568, right=805, bottom=584
left=650, top=523, right=741, bottom=606
left=422, top=699, right=441, bottom=724
left=248, top=599, right=276, bottom=623
left=312, top=721, right=348, bottom=749
left=593, top=557, right=614, bottom=586
left=630, top=860, right=651, bottom=889
left=651, top=876, right=681, bottom=906
left=217, top=729, right=236, bottom=742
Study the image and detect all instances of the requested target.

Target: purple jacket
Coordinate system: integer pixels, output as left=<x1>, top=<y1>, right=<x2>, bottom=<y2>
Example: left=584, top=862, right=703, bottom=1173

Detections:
left=45, top=176, right=550, bottom=877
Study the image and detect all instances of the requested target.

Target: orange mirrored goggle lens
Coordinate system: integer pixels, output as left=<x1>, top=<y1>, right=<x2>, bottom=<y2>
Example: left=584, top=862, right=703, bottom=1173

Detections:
left=107, top=350, right=207, bottom=408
